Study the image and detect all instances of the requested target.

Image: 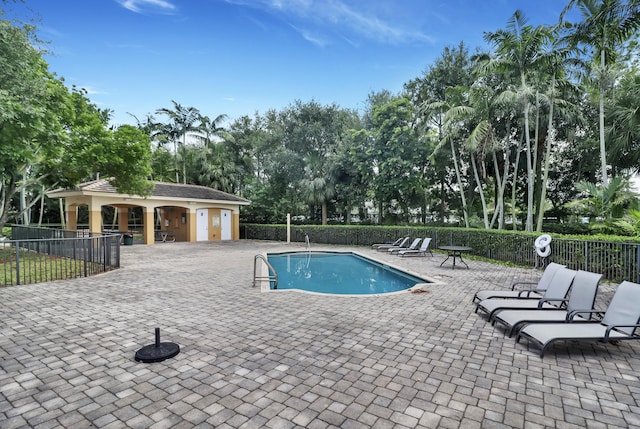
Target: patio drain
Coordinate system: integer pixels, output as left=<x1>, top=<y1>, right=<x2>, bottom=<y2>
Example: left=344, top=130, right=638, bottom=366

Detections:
left=135, top=328, right=180, bottom=363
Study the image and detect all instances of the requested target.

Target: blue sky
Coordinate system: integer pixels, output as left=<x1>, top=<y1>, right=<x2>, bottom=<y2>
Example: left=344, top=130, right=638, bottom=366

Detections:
left=11, top=0, right=573, bottom=127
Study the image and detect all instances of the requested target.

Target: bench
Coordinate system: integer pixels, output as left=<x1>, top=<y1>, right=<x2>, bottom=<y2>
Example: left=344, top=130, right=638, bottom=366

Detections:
left=154, top=230, right=176, bottom=243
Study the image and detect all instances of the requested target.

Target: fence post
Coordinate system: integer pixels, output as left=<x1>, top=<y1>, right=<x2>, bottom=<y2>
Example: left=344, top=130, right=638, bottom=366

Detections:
left=104, top=235, right=111, bottom=271
left=637, top=244, right=640, bottom=284
left=14, top=241, right=20, bottom=286
left=84, top=237, right=89, bottom=278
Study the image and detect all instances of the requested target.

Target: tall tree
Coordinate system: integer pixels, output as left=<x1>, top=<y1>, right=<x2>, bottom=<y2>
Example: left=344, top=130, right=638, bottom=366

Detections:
left=370, top=97, right=425, bottom=224
left=0, top=16, right=153, bottom=230
left=189, top=113, right=236, bottom=192
left=411, top=43, right=474, bottom=225
left=484, top=10, right=549, bottom=231
left=607, top=66, right=640, bottom=174
left=156, top=101, right=200, bottom=184
left=282, top=100, right=345, bottom=224
left=561, top=0, right=640, bottom=185
left=199, top=114, right=230, bottom=145
left=534, top=30, right=583, bottom=231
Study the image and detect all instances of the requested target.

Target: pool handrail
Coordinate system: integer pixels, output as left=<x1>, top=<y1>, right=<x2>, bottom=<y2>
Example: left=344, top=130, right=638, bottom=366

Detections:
left=253, top=254, right=278, bottom=289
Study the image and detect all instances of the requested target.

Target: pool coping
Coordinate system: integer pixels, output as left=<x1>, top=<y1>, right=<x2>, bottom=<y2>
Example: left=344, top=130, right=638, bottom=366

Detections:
left=255, top=249, right=444, bottom=296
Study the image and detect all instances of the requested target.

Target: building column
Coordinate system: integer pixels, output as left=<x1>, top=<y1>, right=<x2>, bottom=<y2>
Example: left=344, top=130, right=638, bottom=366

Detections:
left=88, top=202, right=102, bottom=234
left=187, top=208, right=197, bottom=242
left=233, top=213, right=240, bottom=240
left=66, top=205, right=78, bottom=231
left=143, top=207, right=155, bottom=245
left=117, top=207, right=129, bottom=232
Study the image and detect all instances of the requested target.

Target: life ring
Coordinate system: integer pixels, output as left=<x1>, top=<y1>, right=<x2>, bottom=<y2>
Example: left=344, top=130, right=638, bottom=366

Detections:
left=534, top=234, right=552, bottom=257
left=536, top=245, right=551, bottom=258
left=534, top=234, right=552, bottom=249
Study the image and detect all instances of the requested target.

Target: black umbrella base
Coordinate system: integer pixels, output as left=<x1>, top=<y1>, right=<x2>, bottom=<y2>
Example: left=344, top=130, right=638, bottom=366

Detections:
left=135, top=328, right=180, bottom=363
left=135, top=342, right=180, bottom=363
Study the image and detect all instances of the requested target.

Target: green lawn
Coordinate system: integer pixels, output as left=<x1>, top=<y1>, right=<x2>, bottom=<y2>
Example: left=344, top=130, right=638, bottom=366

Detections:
left=1, top=246, right=102, bottom=286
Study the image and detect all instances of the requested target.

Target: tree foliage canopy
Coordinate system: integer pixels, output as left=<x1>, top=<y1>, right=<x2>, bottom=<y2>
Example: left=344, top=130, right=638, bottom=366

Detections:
left=0, top=14, right=152, bottom=230
left=4, top=1, right=640, bottom=236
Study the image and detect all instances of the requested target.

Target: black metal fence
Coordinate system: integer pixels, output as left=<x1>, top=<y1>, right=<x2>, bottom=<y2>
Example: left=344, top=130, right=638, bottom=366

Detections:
left=242, top=224, right=640, bottom=283
left=2, top=225, right=121, bottom=286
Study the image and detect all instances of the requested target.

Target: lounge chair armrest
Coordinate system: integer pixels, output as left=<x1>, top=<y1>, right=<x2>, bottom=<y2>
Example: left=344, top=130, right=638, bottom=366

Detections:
left=511, top=281, right=537, bottom=291
left=566, top=309, right=604, bottom=321
left=537, top=298, right=568, bottom=308
left=604, top=324, right=640, bottom=341
left=517, top=289, right=541, bottom=298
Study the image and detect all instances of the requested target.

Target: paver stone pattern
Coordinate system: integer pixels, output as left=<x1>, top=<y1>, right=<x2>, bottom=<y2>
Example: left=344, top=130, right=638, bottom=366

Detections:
left=1, top=241, right=639, bottom=428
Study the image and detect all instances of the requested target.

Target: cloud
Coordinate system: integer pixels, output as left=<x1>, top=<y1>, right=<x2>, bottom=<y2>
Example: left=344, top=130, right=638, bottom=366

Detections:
left=116, top=0, right=176, bottom=14
left=289, top=24, right=329, bottom=47
left=224, top=0, right=434, bottom=46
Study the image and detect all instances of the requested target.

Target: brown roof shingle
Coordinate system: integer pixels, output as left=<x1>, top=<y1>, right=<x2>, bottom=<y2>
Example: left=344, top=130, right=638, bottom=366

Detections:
left=77, top=179, right=249, bottom=203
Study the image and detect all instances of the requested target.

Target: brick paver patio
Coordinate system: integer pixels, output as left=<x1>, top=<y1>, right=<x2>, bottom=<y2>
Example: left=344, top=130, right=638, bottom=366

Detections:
left=1, top=240, right=639, bottom=428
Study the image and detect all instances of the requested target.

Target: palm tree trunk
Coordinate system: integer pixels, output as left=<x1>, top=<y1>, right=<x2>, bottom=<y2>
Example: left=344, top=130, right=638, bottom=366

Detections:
left=599, top=49, right=608, bottom=186
left=182, top=134, right=187, bottom=184
left=450, top=139, right=469, bottom=228
left=439, top=175, right=445, bottom=222
left=511, top=133, right=523, bottom=230
left=111, top=206, right=118, bottom=230
left=523, top=80, right=534, bottom=232
left=422, top=189, right=428, bottom=224
left=59, top=198, right=66, bottom=229
left=490, top=149, right=509, bottom=230
left=20, top=171, right=29, bottom=225
left=536, top=77, right=556, bottom=232
left=492, top=120, right=512, bottom=230
left=173, top=140, right=179, bottom=183
left=37, top=185, right=45, bottom=226
left=533, top=91, right=541, bottom=223
left=470, top=153, right=489, bottom=228
left=321, top=201, right=328, bottom=225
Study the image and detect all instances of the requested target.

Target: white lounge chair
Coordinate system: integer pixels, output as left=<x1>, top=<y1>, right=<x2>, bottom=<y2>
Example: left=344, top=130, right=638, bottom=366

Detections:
left=517, top=281, right=640, bottom=357
left=475, top=267, right=577, bottom=321
left=371, top=237, right=404, bottom=249
left=376, top=237, right=409, bottom=252
left=389, top=238, right=421, bottom=254
left=472, top=262, right=565, bottom=303
left=492, top=270, right=602, bottom=337
left=398, top=238, right=433, bottom=257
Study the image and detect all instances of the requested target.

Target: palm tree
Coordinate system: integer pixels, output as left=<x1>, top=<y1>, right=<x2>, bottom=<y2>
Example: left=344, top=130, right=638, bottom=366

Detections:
left=484, top=10, right=549, bottom=231
left=607, top=68, right=640, bottom=173
left=534, top=29, right=583, bottom=231
left=561, top=0, right=640, bottom=185
left=188, top=138, right=237, bottom=193
left=199, top=114, right=230, bottom=146
left=151, top=121, right=181, bottom=182
left=463, top=76, right=517, bottom=230
left=156, top=101, right=201, bottom=184
left=434, top=85, right=494, bottom=229
left=425, top=94, right=471, bottom=228
left=299, top=175, right=336, bottom=225
left=569, top=175, right=639, bottom=219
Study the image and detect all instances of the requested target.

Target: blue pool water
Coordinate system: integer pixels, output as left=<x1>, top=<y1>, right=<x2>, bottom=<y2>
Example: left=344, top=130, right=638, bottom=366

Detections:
left=266, top=252, right=427, bottom=295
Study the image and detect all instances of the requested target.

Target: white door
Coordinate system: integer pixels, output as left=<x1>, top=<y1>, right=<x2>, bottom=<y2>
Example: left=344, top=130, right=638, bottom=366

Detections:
left=221, top=210, right=232, bottom=240
left=196, top=209, right=208, bottom=241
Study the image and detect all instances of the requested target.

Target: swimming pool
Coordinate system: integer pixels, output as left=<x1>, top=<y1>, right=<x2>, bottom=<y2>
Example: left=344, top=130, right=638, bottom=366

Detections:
left=266, top=251, right=429, bottom=295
